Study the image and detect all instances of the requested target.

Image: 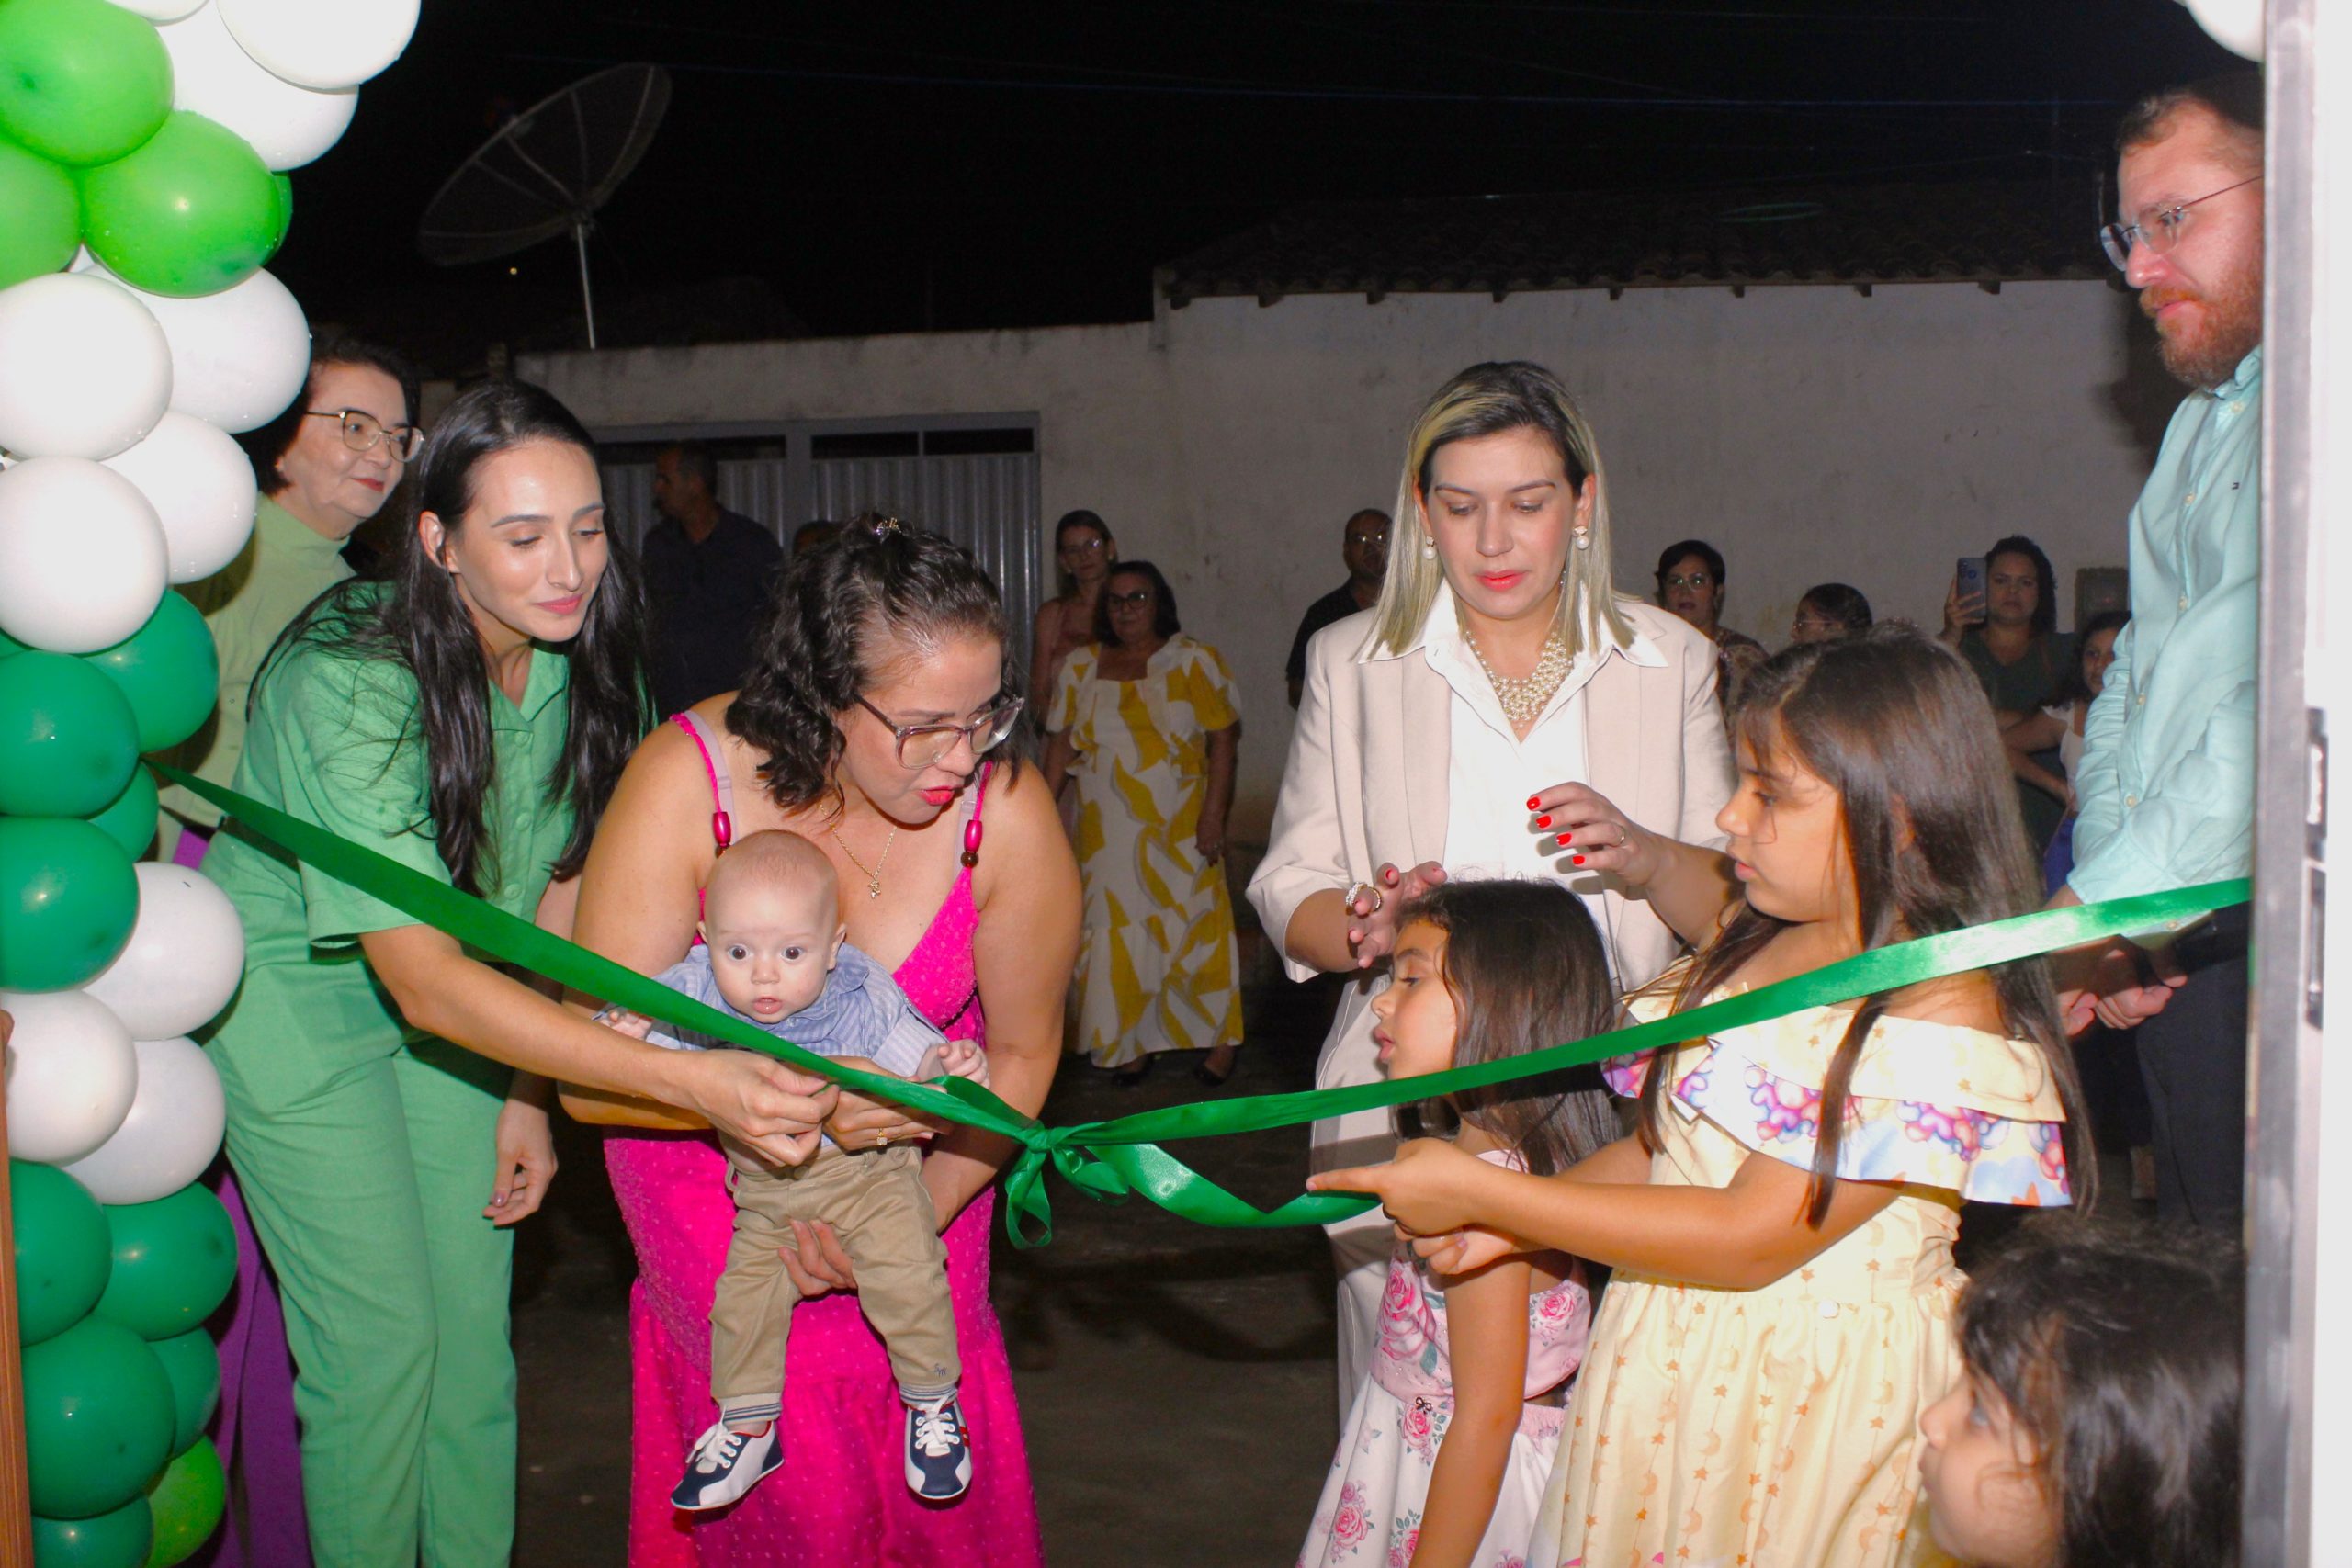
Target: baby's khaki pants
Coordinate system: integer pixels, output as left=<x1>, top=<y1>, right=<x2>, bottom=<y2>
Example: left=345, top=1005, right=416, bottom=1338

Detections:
left=710, top=1140, right=959, bottom=1404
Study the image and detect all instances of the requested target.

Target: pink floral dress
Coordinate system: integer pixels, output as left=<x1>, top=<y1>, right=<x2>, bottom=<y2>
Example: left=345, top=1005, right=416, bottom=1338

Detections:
left=602, top=765, right=1043, bottom=1566
left=1299, top=1150, right=1593, bottom=1568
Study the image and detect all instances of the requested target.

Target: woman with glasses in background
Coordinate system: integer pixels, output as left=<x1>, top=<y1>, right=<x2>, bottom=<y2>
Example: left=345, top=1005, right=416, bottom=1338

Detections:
left=565, top=516, right=1078, bottom=1566
left=1027, top=507, right=1119, bottom=719
left=1043, top=559, right=1245, bottom=1087
left=1654, top=538, right=1769, bottom=716
left=159, top=331, right=424, bottom=860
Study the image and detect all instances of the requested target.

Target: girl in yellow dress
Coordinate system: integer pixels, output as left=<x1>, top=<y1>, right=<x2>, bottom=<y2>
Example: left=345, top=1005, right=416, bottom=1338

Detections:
left=1316, top=625, right=2093, bottom=1568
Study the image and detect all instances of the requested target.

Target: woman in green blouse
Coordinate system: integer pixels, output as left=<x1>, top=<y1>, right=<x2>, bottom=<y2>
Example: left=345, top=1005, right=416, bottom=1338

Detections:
left=199, top=380, right=834, bottom=1568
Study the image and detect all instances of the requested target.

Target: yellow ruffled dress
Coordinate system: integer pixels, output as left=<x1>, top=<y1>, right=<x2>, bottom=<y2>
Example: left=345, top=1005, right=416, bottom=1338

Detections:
left=1532, top=966, right=2073, bottom=1568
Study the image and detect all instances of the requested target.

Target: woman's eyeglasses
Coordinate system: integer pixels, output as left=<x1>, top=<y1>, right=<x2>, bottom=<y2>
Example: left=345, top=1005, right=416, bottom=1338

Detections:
left=306, top=408, right=424, bottom=461
left=1106, top=590, right=1152, bottom=608
left=1663, top=573, right=1714, bottom=591
left=855, top=694, right=1024, bottom=769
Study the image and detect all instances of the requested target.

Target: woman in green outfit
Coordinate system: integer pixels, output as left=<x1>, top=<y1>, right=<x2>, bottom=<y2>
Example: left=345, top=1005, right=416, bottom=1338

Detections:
left=199, top=381, right=835, bottom=1568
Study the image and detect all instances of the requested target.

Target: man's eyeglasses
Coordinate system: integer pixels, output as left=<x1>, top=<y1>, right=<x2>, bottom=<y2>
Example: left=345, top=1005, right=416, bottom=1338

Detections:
left=2098, top=175, right=2262, bottom=272
left=854, top=694, right=1023, bottom=769
left=306, top=409, right=424, bottom=461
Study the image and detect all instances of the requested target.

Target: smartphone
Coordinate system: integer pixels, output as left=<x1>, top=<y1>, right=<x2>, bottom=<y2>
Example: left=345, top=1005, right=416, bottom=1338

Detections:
left=1956, top=556, right=1987, bottom=607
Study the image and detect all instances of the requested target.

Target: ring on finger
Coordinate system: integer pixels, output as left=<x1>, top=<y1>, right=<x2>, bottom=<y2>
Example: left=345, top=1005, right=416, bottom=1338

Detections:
left=1616, top=823, right=1630, bottom=848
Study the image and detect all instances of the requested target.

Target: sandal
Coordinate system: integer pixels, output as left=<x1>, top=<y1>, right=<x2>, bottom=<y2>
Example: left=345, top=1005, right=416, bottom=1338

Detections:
left=1193, top=1046, right=1238, bottom=1088
left=1112, top=1056, right=1153, bottom=1087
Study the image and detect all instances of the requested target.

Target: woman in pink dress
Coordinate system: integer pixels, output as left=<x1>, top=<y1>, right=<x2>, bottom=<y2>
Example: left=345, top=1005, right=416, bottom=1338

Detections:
left=564, top=517, right=1080, bottom=1565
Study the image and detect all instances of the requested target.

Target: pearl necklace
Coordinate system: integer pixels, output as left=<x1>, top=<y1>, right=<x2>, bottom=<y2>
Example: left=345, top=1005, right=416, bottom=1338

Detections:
left=1464, top=623, right=1572, bottom=728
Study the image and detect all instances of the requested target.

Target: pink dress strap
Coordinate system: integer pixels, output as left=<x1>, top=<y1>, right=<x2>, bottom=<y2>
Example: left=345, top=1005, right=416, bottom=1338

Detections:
left=670, top=710, right=735, bottom=854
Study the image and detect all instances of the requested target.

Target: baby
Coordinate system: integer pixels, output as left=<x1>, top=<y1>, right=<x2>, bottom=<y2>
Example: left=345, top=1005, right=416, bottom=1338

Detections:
left=603, top=829, right=987, bottom=1511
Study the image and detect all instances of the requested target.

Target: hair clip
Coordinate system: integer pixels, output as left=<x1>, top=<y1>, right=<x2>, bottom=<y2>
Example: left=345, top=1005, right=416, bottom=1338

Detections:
left=873, top=515, right=903, bottom=536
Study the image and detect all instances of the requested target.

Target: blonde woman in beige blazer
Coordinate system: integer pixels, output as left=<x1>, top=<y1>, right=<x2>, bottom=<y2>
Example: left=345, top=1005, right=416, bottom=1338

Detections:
left=1249, top=362, right=1736, bottom=1414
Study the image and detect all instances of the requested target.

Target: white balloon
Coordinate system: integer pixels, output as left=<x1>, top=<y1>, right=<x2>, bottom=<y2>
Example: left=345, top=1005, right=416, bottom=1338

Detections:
left=0, top=275, right=173, bottom=462
left=111, top=0, right=206, bottom=18
left=101, top=412, right=259, bottom=584
left=0, top=989, right=139, bottom=1166
left=160, top=4, right=359, bottom=171
left=81, top=864, right=248, bottom=1042
left=2178, top=0, right=2261, bottom=58
left=0, top=458, right=170, bottom=653
left=119, top=269, right=311, bottom=435
left=57, top=1037, right=226, bottom=1204
left=217, top=0, right=420, bottom=91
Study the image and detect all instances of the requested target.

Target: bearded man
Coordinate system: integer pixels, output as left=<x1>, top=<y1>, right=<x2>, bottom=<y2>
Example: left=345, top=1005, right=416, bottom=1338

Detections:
left=2057, top=73, right=2265, bottom=1234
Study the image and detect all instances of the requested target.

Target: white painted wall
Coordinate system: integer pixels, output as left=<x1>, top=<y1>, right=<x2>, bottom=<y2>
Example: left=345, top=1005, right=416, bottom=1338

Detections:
left=520, top=277, right=2179, bottom=840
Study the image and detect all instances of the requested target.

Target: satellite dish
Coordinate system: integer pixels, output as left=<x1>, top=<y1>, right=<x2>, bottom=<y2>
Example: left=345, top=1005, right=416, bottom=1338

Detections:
left=418, top=63, right=673, bottom=349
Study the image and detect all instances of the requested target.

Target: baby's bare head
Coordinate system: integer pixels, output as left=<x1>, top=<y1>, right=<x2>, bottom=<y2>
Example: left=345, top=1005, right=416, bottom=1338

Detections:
left=699, top=831, right=843, bottom=1021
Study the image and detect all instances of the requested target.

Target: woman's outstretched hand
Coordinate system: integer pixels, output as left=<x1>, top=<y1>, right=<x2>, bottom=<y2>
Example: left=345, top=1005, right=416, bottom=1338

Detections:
left=1530, top=783, right=1662, bottom=886
left=825, top=1066, right=954, bottom=1150
left=674, top=1049, right=838, bottom=1168
left=1344, top=861, right=1448, bottom=967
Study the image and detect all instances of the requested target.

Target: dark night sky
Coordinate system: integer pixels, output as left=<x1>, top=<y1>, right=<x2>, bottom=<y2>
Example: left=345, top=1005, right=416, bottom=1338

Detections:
left=269, top=1, right=2240, bottom=369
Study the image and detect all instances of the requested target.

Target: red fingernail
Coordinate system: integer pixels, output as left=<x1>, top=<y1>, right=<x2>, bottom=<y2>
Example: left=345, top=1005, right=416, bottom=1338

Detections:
left=1572, top=854, right=1586, bottom=865
left=1526, top=795, right=1541, bottom=809
left=1536, top=815, right=1553, bottom=829
left=1555, top=833, right=1573, bottom=846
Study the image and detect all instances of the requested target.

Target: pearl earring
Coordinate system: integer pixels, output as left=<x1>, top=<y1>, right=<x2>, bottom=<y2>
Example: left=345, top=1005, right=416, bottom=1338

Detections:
left=1572, top=525, right=1591, bottom=552
left=1420, top=536, right=1436, bottom=561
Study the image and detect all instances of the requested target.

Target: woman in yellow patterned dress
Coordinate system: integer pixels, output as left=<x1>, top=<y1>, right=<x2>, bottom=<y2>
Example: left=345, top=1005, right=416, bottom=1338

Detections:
left=1316, top=626, right=2093, bottom=1568
left=1043, top=560, right=1244, bottom=1084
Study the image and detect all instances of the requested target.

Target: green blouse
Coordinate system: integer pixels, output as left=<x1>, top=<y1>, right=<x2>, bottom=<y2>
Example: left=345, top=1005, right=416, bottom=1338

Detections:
left=200, top=604, right=575, bottom=1113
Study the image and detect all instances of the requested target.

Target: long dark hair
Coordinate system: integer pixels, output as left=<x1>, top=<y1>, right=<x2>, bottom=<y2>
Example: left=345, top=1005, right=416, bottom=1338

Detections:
left=1635, top=625, right=2096, bottom=1223
left=1052, top=508, right=1110, bottom=598
left=729, top=514, right=1012, bottom=814
left=1959, top=1226, right=2242, bottom=1568
left=1393, top=880, right=1621, bottom=1179
left=1092, top=558, right=1182, bottom=644
left=256, top=379, right=650, bottom=897
left=1986, top=534, right=2060, bottom=638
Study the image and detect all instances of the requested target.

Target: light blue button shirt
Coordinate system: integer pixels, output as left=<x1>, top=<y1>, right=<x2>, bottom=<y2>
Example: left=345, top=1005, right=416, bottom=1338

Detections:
left=2069, top=344, right=2261, bottom=908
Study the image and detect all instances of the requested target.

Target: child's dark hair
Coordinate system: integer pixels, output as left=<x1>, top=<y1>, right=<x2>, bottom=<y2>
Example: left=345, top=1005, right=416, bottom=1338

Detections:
left=1392, top=880, right=1620, bottom=1178
left=729, top=514, right=1017, bottom=815
left=1959, top=1225, right=2242, bottom=1568
left=1637, top=624, right=2097, bottom=1223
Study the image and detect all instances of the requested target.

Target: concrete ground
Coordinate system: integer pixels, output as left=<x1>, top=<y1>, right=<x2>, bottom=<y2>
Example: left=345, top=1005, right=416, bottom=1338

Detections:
left=512, top=976, right=1344, bottom=1567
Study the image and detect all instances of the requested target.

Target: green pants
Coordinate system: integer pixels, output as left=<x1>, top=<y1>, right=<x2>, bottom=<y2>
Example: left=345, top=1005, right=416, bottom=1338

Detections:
left=212, top=1033, right=516, bottom=1568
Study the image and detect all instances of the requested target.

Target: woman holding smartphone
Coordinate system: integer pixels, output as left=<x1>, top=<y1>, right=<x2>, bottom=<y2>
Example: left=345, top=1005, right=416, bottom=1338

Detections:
left=1939, top=534, right=2072, bottom=853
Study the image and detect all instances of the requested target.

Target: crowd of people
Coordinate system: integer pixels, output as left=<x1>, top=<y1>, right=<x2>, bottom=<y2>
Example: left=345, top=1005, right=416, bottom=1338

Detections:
left=0, top=67, right=2253, bottom=1568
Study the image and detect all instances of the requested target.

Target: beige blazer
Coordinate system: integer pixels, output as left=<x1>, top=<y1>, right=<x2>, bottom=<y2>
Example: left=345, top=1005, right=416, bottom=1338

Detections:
left=1247, top=599, right=1735, bottom=1179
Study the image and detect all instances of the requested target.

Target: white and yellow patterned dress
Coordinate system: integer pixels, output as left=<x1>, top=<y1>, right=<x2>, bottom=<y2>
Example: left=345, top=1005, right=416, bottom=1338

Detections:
left=1532, top=964, right=2073, bottom=1568
left=1051, top=634, right=1244, bottom=1069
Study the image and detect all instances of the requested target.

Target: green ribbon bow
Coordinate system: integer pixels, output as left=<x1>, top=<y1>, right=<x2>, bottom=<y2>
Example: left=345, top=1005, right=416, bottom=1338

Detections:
left=161, top=766, right=2246, bottom=1247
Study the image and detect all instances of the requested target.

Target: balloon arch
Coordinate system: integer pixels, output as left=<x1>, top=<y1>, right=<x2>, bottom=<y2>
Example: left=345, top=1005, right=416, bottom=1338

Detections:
left=1, top=0, right=417, bottom=1558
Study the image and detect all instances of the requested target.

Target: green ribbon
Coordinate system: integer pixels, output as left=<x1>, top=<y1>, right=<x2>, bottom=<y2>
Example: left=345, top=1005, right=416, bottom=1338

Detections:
left=162, top=766, right=2246, bottom=1247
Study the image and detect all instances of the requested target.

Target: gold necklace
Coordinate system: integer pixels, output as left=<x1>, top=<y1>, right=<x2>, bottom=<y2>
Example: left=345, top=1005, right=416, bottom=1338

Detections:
left=1463, top=623, right=1572, bottom=728
left=829, top=821, right=898, bottom=899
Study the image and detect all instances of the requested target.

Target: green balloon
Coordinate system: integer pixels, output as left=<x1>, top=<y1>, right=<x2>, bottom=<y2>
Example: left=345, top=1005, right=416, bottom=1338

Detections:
left=81, top=594, right=219, bottom=754
left=12, top=1160, right=111, bottom=1346
left=0, top=0, right=172, bottom=168
left=30, top=1496, right=153, bottom=1568
left=80, top=112, right=278, bottom=299
left=0, top=653, right=141, bottom=818
left=0, top=132, right=80, bottom=289
left=0, top=817, right=138, bottom=992
left=266, top=172, right=292, bottom=260
left=95, top=1186, right=236, bottom=1343
left=141, top=1439, right=223, bottom=1568
left=84, top=766, right=160, bottom=861
left=145, top=1330, right=219, bottom=1458
left=21, top=1316, right=175, bottom=1519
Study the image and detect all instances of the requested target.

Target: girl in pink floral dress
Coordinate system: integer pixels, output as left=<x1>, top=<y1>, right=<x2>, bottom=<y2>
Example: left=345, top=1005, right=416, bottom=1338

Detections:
left=1300, top=881, right=1619, bottom=1568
